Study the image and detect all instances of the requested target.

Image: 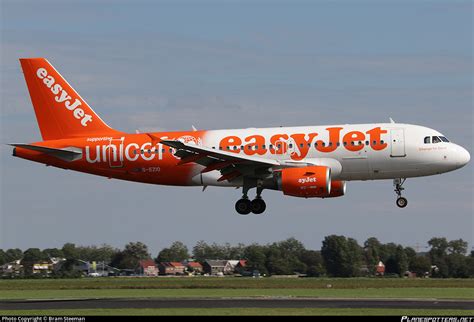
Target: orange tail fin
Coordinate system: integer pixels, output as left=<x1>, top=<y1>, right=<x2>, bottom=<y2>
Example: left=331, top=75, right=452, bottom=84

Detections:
left=19, top=58, right=121, bottom=140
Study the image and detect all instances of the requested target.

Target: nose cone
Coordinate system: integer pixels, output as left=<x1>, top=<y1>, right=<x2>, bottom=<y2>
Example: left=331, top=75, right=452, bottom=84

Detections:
left=450, top=144, right=470, bottom=169
left=457, top=146, right=470, bottom=167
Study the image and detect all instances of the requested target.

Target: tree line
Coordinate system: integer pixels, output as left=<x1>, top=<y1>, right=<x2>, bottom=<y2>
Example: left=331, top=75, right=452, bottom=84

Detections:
left=1, top=236, right=472, bottom=278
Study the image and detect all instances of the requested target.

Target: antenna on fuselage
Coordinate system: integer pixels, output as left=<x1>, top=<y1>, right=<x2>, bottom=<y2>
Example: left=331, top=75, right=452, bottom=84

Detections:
left=389, top=117, right=395, bottom=124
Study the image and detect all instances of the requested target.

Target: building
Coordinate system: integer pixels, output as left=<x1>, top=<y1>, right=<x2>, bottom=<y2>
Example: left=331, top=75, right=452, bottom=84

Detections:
left=376, top=261, right=385, bottom=276
left=138, top=260, right=159, bottom=276
left=158, top=262, right=186, bottom=275
left=234, top=260, right=248, bottom=275
left=203, top=260, right=228, bottom=275
left=186, top=261, right=203, bottom=274
left=73, top=260, right=91, bottom=275
left=32, top=261, right=53, bottom=275
left=0, top=260, right=23, bottom=277
left=225, top=260, right=247, bottom=274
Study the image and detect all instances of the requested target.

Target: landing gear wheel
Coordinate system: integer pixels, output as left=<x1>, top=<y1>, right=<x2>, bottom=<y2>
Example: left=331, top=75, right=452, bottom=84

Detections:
left=393, top=178, right=408, bottom=209
left=251, top=198, right=266, bottom=214
left=235, top=199, right=252, bottom=215
left=396, top=197, right=408, bottom=208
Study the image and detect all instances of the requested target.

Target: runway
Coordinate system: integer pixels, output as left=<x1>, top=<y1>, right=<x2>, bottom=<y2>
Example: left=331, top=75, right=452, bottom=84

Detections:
left=1, top=298, right=473, bottom=310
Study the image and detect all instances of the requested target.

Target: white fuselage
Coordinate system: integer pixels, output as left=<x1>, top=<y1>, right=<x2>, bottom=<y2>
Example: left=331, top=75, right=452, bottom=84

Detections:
left=196, top=123, right=470, bottom=186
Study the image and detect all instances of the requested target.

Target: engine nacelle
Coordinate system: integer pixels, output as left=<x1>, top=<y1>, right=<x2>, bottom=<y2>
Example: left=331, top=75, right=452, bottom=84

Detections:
left=320, top=180, right=346, bottom=198
left=277, top=166, right=331, bottom=198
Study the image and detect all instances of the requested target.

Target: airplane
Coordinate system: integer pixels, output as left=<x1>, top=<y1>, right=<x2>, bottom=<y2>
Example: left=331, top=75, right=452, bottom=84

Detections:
left=11, top=58, right=470, bottom=215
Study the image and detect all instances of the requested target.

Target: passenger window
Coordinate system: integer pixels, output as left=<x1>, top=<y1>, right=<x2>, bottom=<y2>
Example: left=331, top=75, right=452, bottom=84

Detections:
left=328, top=142, right=332, bottom=147
left=300, top=143, right=304, bottom=148
left=432, top=136, right=441, bottom=144
left=365, top=141, right=369, bottom=146
left=269, top=144, right=273, bottom=150
left=314, top=142, right=318, bottom=147
left=262, top=145, right=266, bottom=149
left=289, top=144, right=293, bottom=148
left=169, top=148, right=173, bottom=153
left=424, top=136, right=430, bottom=144
left=337, top=142, right=340, bottom=147
left=380, top=140, right=384, bottom=144
left=321, top=142, right=326, bottom=147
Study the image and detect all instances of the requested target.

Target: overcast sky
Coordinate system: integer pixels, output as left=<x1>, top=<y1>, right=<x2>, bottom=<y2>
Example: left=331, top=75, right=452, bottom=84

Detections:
left=1, top=0, right=472, bottom=256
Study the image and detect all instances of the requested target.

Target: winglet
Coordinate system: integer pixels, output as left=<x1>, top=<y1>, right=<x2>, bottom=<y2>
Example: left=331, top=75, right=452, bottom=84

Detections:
left=146, top=133, right=161, bottom=145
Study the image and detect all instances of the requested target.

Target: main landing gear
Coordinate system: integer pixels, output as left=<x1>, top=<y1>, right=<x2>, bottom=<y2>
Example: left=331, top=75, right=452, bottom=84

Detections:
left=235, top=186, right=266, bottom=215
left=394, top=178, right=408, bottom=208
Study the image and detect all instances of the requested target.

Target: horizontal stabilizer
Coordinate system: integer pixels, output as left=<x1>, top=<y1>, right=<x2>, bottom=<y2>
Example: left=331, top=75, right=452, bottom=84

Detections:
left=10, top=144, right=82, bottom=162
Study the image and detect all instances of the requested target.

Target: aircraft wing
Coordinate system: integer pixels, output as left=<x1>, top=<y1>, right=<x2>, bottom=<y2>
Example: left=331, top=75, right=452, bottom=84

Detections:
left=161, top=140, right=280, bottom=182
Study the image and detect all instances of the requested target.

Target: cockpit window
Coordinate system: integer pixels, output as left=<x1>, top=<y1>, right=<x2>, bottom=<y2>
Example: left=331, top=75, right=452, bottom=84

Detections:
left=432, top=136, right=441, bottom=144
left=424, top=136, right=430, bottom=144
left=439, top=136, right=449, bottom=142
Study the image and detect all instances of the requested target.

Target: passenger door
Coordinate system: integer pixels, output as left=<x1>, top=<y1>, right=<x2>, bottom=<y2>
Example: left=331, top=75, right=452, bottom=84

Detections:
left=390, top=129, right=406, bottom=157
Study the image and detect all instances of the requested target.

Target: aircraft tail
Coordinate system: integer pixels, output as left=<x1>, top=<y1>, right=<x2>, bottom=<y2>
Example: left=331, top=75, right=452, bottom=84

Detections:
left=19, top=58, right=121, bottom=140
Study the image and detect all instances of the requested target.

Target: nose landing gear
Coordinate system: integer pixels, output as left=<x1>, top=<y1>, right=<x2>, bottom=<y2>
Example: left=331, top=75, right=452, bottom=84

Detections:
left=394, top=178, right=408, bottom=208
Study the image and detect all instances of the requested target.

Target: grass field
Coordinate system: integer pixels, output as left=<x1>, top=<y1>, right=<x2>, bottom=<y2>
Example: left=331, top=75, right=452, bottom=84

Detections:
left=1, top=308, right=474, bottom=316
left=1, top=277, right=473, bottom=316
left=2, top=277, right=473, bottom=291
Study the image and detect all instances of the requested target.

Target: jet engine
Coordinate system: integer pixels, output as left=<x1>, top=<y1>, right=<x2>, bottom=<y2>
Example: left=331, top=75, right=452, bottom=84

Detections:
left=321, top=180, right=346, bottom=198
left=274, top=166, right=331, bottom=198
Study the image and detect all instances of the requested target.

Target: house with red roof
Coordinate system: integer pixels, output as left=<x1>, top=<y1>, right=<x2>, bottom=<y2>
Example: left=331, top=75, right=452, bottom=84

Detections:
left=158, top=262, right=186, bottom=275
left=138, top=259, right=158, bottom=277
left=186, top=261, right=203, bottom=274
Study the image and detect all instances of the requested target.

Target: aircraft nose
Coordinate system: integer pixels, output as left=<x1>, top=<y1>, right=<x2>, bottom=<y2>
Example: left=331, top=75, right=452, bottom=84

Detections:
left=458, top=146, right=470, bottom=167
left=453, top=144, right=470, bottom=168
